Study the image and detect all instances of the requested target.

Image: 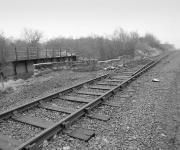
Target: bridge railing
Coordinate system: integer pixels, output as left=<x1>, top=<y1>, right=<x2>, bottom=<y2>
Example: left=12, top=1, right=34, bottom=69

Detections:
left=3, top=47, right=74, bottom=62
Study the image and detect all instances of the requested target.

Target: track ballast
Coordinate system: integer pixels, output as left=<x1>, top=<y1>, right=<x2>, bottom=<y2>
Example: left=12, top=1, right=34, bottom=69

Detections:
left=0, top=54, right=168, bottom=150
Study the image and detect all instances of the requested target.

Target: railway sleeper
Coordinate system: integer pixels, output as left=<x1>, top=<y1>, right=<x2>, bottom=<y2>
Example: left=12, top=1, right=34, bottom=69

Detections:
left=64, top=128, right=96, bottom=142
left=96, top=82, right=118, bottom=86
left=89, top=85, right=113, bottom=90
left=12, top=115, right=54, bottom=129
left=104, top=79, right=124, bottom=82
left=122, top=71, right=134, bottom=74
left=112, top=75, right=130, bottom=79
left=61, top=96, right=93, bottom=103
left=76, top=90, right=104, bottom=96
left=39, top=102, right=75, bottom=114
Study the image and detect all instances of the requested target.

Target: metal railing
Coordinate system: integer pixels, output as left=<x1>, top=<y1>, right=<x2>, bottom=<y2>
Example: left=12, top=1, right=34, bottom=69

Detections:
left=1, top=47, right=75, bottom=62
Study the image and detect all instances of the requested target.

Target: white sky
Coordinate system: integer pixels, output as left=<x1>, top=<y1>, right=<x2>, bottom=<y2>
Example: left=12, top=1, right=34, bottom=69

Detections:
left=0, top=0, right=179, bottom=48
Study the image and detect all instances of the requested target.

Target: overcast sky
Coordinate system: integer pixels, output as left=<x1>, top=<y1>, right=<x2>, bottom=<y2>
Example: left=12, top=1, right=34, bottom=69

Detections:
left=0, top=0, right=179, bottom=48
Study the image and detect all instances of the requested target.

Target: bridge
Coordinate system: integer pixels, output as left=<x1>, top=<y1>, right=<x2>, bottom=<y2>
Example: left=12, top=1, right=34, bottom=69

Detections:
left=2, top=47, right=77, bottom=77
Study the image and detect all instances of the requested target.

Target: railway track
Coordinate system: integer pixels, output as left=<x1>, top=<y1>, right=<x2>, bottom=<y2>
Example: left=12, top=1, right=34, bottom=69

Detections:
left=0, top=54, right=168, bottom=150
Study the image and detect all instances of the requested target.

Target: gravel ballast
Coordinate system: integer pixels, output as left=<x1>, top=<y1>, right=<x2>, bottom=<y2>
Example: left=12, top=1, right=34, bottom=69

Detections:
left=0, top=119, right=42, bottom=143
left=0, top=70, right=106, bottom=112
left=41, top=51, right=180, bottom=150
left=1, top=55, right=177, bottom=150
left=23, top=107, right=69, bottom=122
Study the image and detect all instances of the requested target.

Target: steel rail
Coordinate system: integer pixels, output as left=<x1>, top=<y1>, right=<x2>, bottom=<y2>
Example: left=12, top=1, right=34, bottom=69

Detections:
left=14, top=53, right=168, bottom=150
left=0, top=73, right=110, bottom=120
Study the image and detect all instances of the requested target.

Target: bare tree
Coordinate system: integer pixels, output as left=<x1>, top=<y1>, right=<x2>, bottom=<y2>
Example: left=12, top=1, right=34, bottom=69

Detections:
left=22, top=28, right=43, bottom=58
left=142, top=33, right=160, bottom=48
left=43, top=28, right=169, bottom=60
left=23, top=28, right=42, bottom=48
left=112, top=28, right=139, bottom=56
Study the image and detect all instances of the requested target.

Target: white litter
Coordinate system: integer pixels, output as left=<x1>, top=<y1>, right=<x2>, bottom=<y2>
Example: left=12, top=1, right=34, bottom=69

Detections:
left=152, top=78, right=160, bottom=82
left=52, top=103, right=58, bottom=106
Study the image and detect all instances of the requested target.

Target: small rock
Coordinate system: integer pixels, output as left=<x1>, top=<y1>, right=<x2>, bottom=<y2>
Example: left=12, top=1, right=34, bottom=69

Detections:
left=52, top=103, right=58, bottom=106
left=102, top=137, right=109, bottom=143
left=126, top=126, right=130, bottom=130
left=53, top=134, right=57, bottom=139
left=43, top=140, right=48, bottom=147
left=160, top=133, right=167, bottom=137
left=129, top=135, right=137, bottom=140
left=63, top=146, right=70, bottom=150
left=68, top=138, right=74, bottom=141
left=62, top=114, right=66, bottom=117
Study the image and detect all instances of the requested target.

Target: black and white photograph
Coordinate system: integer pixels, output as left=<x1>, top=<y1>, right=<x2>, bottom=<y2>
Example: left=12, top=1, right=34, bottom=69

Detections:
left=0, top=0, right=179, bottom=149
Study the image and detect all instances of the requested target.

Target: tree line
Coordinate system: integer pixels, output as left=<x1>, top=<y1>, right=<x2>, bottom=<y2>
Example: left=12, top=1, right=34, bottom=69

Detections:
left=0, top=28, right=175, bottom=64
left=44, top=28, right=175, bottom=60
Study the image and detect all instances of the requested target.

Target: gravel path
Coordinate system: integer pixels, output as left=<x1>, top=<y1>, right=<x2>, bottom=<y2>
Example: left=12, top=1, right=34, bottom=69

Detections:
left=41, top=51, right=180, bottom=150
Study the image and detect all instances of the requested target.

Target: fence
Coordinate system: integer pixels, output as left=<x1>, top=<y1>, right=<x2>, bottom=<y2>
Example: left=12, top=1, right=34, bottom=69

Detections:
left=2, top=47, right=74, bottom=62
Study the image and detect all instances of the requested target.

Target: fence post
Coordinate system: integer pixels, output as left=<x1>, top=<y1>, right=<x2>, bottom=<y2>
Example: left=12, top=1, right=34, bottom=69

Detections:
left=26, top=47, right=29, bottom=60
left=52, top=48, right=55, bottom=62
left=53, top=48, right=54, bottom=58
left=15, top=46, right=18, bottom=61
left=58, top=48, right=60, bottom=62
left=36, top=47, right=39, bottom=59
left=60, top=48, right=62, bottom=57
